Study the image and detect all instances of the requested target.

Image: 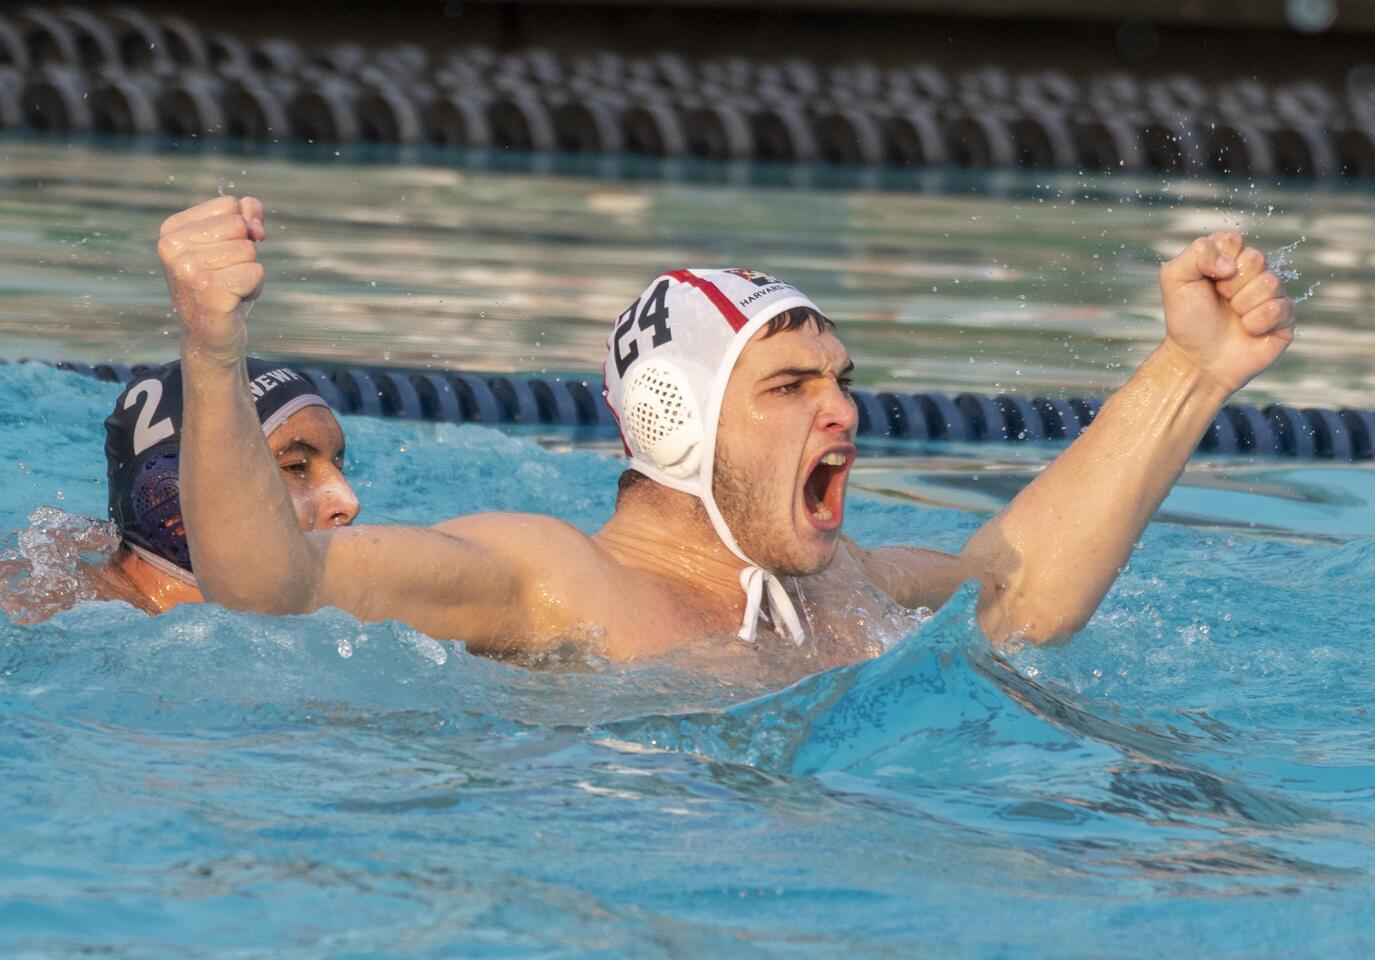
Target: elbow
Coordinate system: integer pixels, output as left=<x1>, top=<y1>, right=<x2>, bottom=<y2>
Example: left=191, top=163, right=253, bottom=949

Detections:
left=960, top=553, right=1092, bottom=647
left=982, top=616, right=1083, bottom=648
left=199, top=578, right=317, bottom=617
left=188, top=540, right=322, bottom=616
left=975, top=586, right=1089, bottom=647
left=960, top=538, right=1104, bottom=647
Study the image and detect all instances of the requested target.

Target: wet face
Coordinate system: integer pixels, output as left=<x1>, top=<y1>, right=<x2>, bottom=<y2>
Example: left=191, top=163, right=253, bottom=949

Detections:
left=712, top=323, right=857, bottom=576
left=266, top=405, right=360, bottom=531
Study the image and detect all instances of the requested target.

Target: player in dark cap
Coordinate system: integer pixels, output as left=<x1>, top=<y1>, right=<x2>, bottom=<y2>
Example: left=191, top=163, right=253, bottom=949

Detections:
left=86, top=357, right=359, bottom=614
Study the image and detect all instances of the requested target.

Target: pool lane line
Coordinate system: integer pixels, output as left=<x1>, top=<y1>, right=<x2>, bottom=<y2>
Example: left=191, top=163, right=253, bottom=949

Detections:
left=8, top=358, right=1374, bottom=461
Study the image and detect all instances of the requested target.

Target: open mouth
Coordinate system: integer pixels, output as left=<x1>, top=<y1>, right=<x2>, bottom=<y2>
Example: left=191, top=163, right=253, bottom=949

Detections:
left=801, top=446, right=853, bottom=530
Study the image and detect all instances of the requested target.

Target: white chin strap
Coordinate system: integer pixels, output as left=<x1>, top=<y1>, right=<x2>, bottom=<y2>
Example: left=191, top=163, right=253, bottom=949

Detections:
left=679, top=465, right=810, bottom=646
left=127, top=543, right=199, bottom=587
left=738, top=565, right=805, bottom=644
left=630, top=458, right=808, bottom=646
left=608, top=269, right=827, bottom=647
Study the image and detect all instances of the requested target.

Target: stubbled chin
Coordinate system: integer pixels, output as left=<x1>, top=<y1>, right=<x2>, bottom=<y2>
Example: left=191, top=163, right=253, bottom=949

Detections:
left=804, top=534, right=842, bottom=575
left=773, top=541, right=838, bottom=579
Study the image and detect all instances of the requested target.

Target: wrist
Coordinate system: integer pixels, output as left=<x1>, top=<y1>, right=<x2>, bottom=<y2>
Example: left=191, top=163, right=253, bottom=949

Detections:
left=181, top=337, right=247, bottom=372
left=1155, top=337, right=1235, bottom=406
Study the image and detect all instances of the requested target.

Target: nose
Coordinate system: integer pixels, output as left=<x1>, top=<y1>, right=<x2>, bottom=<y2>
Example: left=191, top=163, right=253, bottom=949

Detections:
left=318, top=469, right=360, bottom=527
left=817, top=379, right=859, bottom=436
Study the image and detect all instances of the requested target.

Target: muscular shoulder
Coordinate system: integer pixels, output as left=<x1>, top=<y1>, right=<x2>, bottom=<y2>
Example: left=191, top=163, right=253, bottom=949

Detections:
left=431, top=511, right=606, bottom=576
left=433, top=510, right=590, bottom=548
left=430, top=511, right=626, bottom=646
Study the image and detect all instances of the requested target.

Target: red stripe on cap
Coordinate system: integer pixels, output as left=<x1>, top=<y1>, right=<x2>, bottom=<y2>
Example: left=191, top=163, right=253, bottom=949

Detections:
left=665, top=269, right=749, bottom=332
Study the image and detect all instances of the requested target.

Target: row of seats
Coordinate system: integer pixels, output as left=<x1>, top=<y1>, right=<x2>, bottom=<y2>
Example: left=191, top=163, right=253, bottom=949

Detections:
left=2, top=6, right=1369, bottom=124
left=1, top=7, right=1373, bottom=176
left=13, top=359, right=1374, bottom=461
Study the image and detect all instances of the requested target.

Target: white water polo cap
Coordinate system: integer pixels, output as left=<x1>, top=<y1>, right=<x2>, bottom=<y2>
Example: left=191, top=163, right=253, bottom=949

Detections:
left=603, top=268, right=824, bottom=644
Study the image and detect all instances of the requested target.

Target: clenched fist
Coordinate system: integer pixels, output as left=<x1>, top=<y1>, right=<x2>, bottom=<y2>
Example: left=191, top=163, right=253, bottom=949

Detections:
left=1160, top=230, right=1297, bottom=394
left=158, top=196, right=267, bottom=361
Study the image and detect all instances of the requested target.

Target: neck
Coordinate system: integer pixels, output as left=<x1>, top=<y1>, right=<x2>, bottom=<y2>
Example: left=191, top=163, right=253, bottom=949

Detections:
left=596, top=484, right=749, bottom=611
left=110, top=548, right=204, bottom=614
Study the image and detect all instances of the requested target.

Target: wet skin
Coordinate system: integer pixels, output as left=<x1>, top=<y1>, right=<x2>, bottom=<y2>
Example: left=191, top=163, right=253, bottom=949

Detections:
left=268, top=405, right=359, bottom=532
left=711, top=323, right=857, bottom=578
left=0, top=406, right=362, bottom=620
left=163, top=196, right=1298, bottom=677
left=117, top=404, right=360, bottom=611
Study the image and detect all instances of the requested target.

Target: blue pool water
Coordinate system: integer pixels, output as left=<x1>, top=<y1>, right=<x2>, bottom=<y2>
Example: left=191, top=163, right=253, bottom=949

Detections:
left=3, top=362, right=1374, bottom=958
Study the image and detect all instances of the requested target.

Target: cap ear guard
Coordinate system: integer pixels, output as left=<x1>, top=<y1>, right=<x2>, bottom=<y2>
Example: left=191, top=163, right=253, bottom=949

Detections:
left=128, top=446, right=192, bottom=570
left=621, top=359, right=702, bottom=478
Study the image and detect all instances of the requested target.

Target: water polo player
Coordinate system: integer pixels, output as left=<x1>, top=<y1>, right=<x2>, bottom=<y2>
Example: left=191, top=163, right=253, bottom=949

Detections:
left=158, top=196, right=1295, bottom=669
left=90, top=357, right=359, bottom=615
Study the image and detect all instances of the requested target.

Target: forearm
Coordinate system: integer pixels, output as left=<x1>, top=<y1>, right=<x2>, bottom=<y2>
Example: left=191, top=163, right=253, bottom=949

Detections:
left=180, top=347, right=320, bottom=612
left=961, top=340, right=1229, bottom=642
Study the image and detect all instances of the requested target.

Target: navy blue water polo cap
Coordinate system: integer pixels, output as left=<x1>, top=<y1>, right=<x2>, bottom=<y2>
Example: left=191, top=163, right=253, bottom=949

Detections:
left=103, top=358, right=330, bottom=578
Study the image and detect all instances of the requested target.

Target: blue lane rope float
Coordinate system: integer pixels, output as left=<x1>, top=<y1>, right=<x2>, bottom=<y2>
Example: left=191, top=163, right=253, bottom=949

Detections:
left=9, top=358, right=1375, bottom=461
left=1, top=6, right=1373, bottom=179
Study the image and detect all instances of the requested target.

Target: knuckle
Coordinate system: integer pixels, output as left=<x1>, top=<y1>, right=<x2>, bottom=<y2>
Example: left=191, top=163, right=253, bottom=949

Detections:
left=173, top=252, right=199, bottom=277
left=215, top=214, right=247, bottom=239
left=219, top=239, right=250, bottom=262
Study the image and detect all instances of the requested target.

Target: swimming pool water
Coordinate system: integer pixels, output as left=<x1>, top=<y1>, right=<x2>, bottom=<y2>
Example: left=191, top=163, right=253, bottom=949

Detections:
left=3, top=363, right=1374, bottom=958
left=2, top=140, right=1375, bottom=407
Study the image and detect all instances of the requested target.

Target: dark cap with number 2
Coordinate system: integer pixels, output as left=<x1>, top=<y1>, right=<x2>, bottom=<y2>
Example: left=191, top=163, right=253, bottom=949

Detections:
left=103, top=358, right=330, bottom=574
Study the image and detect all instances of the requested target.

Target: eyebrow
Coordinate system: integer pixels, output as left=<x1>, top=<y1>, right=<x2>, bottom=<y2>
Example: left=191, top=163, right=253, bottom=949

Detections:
left=762, top=360, right=855, bottom=381
left=275, top=440, right=346, bottom=459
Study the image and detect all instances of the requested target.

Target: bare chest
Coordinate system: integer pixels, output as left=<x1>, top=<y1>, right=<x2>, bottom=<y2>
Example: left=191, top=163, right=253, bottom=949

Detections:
left=519, top=551, right=924, bottom=674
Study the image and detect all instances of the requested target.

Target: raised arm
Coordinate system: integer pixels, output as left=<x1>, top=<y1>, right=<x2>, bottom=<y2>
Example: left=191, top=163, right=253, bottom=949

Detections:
left=956, top=230, right=1295, bottom=643
left=161, top=197, right=527, bottom=643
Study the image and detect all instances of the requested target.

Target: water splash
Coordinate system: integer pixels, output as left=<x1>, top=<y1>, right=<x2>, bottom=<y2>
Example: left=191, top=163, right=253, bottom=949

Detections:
left=2, top=506, right=120, bottom=622
left=1268, top=235, right=1322, bottom=303
left=1270, top=238, right=1321, bottom=304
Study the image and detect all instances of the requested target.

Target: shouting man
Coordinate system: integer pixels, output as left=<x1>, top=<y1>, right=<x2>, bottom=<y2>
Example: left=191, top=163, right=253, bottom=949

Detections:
left=159, top=196, right=1295, bottom=674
